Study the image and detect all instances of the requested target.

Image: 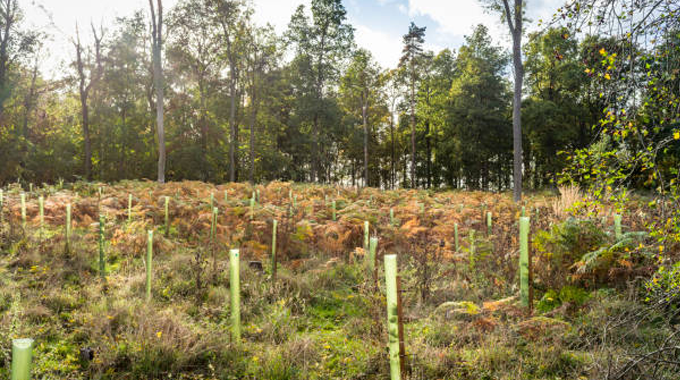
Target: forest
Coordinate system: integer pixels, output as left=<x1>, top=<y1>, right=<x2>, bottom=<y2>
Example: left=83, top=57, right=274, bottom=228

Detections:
left=1, top=0, right=680, bottom=379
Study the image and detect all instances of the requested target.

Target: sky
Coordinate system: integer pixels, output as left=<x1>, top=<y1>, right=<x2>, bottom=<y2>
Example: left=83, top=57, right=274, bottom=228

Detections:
left=25, top=0, right=565, bottom=76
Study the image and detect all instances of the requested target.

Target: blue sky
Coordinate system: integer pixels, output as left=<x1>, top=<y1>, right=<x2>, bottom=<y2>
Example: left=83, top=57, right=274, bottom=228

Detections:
left=26, top=0, right=566, bottom=75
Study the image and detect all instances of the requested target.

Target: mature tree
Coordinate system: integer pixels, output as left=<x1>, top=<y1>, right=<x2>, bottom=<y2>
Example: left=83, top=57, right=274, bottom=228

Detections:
left=340, top=49, right=381, bottom=186
left=244, top=24, right=279, bottom=184
left=167, top=0, right=223, bottom=179
left=287, top=0, right=354, bottom=182
left=399, top=22, right=426, bottom=188
left=0, top=0, right=39, bottom=118
left=211, top=0, right=250, bottom=182
left=444, top=25, right=510, bottom=190
left=149, top=0, right=165, bottom=183
left=73, top=24, right=105, bottom=180
left=482, top=0, right=524, bottom=201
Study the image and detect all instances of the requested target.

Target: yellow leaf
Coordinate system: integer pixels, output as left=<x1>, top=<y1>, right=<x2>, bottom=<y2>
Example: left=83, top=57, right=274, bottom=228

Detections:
left=674, top=131, right=679, bottom=140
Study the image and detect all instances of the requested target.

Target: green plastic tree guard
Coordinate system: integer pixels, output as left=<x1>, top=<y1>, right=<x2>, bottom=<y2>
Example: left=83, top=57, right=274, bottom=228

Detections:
left=469, top=230, right=476, bottom=270
left=486, top=211, right=492, bottom=236
left=127, top=194, right=132, bottom=223
left=11, top=338, right=34, bottom=380
left=332, top=200, right=336, bottom=221
left=519, top=216, right=531, bottom=309
left=20, top=192, right=26, bottom=230
left=272, top=220, right=278, bottom=280
left=454, top=223, right=459, bottom=252
left=99, top=214, right=105, bottom=279
left=164, top=196, right=170, bottom=237
left=38, top=196, right=44, bottom=231
left=146, top=230, right=153, bottom=301
left=390, top=208, right=395, bottom=226
left=368, top=237, right=378, bottom=273
left=521, top=206, right=526, bottom=217
left=364, top=221, right=370, bottom=253
left=613, top=213, right=622, bottom=240
left=384, top=254, right=401, bottom=380
left=210, top=192, right=214, bottom=209
left=224, top=190, right=228, bottom=202
left=230, top=248, right=241, bottom=342
left=211, top=207, right=218, bottom=242
left=249, top=197, right=255, bottom=220
left=0, top=189, right=4, bottom=224
left=65, top=204, right=71, bottom=252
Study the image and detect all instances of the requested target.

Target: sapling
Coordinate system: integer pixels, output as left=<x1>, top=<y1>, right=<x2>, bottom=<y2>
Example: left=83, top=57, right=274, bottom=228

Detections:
left=20, top=193, right=26, bottom=230
left=230, top=248, right=241, bottom=342
left=146, top=230, right=153, bottom=301
left=384, top=254, right=401, bottom=380
left=99, top=214, right=106, bottom=279
left=272, top=220, right=278, bottom=280
left=613, top=213, right=622, bottom=240
left=519, top=217, right=531, bottom=309
left=10, top=338, right=34, bottom=380
left=164, top=196, right=170, bottom=237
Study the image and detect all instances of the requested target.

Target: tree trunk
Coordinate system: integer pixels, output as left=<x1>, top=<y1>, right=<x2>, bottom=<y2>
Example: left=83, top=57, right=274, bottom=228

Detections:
left=410, top=68, right=416, bottom=188
left=149, top=0, right=165, bottom=183
left=390, top=113, right=395, bottom=189
left=249, top=73, right=258, bottom=185
left=229, top=61, right=237, bottom=183
left=362, top=91, right=369, bottom=187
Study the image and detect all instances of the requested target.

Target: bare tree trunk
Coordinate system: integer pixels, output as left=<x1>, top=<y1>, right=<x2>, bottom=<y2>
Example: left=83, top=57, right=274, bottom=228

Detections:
left=0, top=0, right=17, bottom=120
left=249, top=71, right=258, bottom=185
left=149, top=0, right=165, bottom=183
left=229, top=62, right=237, bottom=182
left=362, top=90, right=369, bottom=187
left=410, top=65, right=416, bottom=188
left=502, top=0, right=523, bottom=202
left=390, top=114, right=395, bottom=189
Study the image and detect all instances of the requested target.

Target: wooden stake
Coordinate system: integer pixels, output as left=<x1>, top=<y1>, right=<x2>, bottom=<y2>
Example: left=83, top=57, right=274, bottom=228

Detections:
left=396, top=275, right=407, bottom=377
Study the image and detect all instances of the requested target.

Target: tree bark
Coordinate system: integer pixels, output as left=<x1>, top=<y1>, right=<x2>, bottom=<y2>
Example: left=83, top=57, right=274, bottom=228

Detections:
left=362, top=89, right=369, bottom=187
left=149, top=0, right=165, bottom=183
left=410, top=63, right=416, bottom=188
left=502, top=0, right=523, bottom=202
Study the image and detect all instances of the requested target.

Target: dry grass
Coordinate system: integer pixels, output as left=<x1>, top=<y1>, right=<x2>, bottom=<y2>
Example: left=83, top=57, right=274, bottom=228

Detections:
left=552, top=185, right=582, bottom=219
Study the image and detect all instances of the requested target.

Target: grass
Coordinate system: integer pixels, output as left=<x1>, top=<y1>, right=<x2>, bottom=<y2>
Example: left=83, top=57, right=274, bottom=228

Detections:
left=0, top=180, right=664, bottom=379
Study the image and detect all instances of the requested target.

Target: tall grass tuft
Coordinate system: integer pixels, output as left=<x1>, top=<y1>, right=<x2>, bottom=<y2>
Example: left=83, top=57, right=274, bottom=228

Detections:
left=552, top=185, right=581, bottom=219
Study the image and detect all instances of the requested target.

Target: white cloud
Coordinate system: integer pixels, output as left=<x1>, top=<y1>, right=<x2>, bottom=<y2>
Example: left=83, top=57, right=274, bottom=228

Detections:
left=252, top=0, right=310, bottom=33
left=406, top=0, right=508, bottom=45
left=353, top=24, right=402, bottom=69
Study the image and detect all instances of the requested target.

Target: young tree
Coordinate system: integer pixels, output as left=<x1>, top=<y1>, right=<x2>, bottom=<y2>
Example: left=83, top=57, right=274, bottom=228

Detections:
left=73, top=23, right=104, bottom=180
left=149, top=0, right=165, bottom=183
left=399, top=22, right=426, bottom=188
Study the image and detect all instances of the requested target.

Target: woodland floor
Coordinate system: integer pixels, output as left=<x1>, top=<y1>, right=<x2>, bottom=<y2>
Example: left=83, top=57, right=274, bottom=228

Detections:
left=0, top=181, right=666, bottom=379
